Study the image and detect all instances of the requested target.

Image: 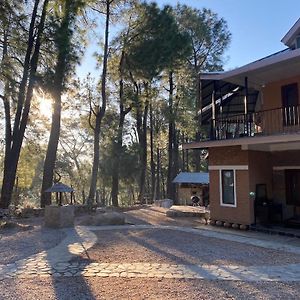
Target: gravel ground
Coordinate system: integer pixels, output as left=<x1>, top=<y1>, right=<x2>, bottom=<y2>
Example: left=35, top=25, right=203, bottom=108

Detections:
left=72, top=228, right=300, bottom=266
left=0, top=221, right=66, bottom=265
left=2, top=208, right=300, bottom=299
left=0, top=277, right=300, bottom=300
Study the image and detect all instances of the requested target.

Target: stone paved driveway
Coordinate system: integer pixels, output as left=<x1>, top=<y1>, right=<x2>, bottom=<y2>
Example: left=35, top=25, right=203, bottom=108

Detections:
left=1, top=224, right=300, bottom=282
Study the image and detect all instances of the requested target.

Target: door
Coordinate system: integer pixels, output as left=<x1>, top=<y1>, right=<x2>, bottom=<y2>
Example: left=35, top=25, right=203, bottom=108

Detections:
left=281, top=83, right=299, bottom=126
left=285, top=170, right=300, bottom=207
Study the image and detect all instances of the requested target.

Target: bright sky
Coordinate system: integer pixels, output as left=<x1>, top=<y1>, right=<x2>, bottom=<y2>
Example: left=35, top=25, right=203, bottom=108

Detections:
left=77, top=0, right=300, bottom=78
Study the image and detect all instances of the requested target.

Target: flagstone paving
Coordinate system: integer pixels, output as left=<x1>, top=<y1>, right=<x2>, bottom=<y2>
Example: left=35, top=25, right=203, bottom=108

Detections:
left=1, top=224, right=300, bottom=282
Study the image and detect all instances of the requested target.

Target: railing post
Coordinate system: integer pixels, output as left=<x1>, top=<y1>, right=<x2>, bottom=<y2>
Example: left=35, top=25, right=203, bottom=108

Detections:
left=210, top=119, right=216, bottom=140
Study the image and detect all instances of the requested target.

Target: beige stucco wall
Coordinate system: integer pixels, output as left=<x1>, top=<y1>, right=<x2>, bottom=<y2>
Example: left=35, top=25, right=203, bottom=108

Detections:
left=258, top=75, right=300, bottom=135
left=262, top=75, right=300, bottom=110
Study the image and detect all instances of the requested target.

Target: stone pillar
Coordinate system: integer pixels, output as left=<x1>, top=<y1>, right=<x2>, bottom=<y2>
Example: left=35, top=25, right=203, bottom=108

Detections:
left=45, top=205, right=75, bottom=228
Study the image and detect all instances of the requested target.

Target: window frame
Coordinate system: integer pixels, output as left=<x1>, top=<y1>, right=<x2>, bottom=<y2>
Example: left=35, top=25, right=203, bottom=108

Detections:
left=219, top=169, right=237, bottom=207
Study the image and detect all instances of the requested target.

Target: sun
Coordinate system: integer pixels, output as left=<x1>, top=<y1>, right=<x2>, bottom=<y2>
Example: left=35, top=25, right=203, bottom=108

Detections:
left=39, top=97, right=53, bottom=118
left=34, top=89, right=53, bottom=119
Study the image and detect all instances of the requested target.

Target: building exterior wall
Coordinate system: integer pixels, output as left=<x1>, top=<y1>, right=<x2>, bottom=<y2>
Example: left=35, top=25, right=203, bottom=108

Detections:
left=248, top=151, right=272, bottom=198
left=209, top=169, right=251, bottom=224
left=209, top=146, right=252, bottom=225
left=272, top=170, right=294, bottom=219
left=262, top=75, right=300, bottom=110
left=177, top=185, right=207, bottom=205
left=208, top=145, right=300, bottom=225
left=248, top=151, right=273, bottom=223
left=259, top=76, right=300, bottom=135
left=271, top=150, right=300, bottom=218
left=271, top=150, right=300, bottom=166
left=209, top=145, right=249, bottom=165
left=178, top=185, right=202, bottom=205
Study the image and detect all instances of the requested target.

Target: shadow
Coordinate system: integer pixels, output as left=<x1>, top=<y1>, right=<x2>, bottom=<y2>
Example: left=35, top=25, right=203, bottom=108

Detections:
left=0, top=217, right=65, bottom=265
left=2, top=217, right=300, bottom=299
left=44, top=226, right=97, bottom=300
left=0, top=221, right=97, bottom=299
left=211, top=279, right=300, bottom=300
left=124, top=207, right=206, bottom=228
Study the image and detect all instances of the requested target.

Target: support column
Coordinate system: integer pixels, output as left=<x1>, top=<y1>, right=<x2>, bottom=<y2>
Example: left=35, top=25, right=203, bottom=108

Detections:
left=211, top=88, right=216, bottom=139
left=244, top=76, right=249, bottom=135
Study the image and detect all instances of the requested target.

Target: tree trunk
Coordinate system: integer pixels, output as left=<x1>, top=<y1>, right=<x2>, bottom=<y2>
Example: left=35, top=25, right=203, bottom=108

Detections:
left=194, top=73, right=202, bottom=171
left=155, top=147, right=160, bottom=200
left=0, top=0, right=48, bottom=208
left=1, top=30, right=12, bottom=174
left=138, top=101, right=149, bottom=202
left=88, top=113, right=101, bottom=204
left=111, top=111, right=125, bottom=207
left=173, top=129, right=179, bottom=204
left=149, top=101, right=155, bottom=200
left=185, top=137, right=190, bottom=172
left=167, top=71, right=175, bottom=200
left=40, top=0, right=77, bottom=207
left=181, top=132, right=185, bottom=172
left=40, top=89, right=62, bottom=207
left=87, top=0, right=110, bottom=205
left=111, top=50, right=131, bottom=207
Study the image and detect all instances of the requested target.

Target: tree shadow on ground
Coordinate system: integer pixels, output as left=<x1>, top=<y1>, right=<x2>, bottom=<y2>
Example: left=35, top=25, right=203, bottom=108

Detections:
left=44, top=227, right=96, bottom=300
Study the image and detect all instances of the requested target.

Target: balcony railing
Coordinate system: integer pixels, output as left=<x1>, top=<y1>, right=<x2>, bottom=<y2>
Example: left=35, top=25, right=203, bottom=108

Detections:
left=211, top=105, right=300, bottom=140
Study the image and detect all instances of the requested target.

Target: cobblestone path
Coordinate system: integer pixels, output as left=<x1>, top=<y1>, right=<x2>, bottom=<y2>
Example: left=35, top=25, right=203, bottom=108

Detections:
left=1, top=225, right=300, bottom=282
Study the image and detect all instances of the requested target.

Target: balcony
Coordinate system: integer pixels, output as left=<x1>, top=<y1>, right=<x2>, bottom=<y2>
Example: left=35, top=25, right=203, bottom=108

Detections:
left=210, top=105, right=300, bottom=140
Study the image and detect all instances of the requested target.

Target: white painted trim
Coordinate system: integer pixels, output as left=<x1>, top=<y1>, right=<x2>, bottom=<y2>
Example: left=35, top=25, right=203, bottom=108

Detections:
left=281, top=18, right=300, bottom=46
left=199, top=48, right=300, bottom=83
left=219, top=169, right=237, bottom=208
left=273, top=166, right=300, bottom=170
left=209, top=165, right=248, bottom=171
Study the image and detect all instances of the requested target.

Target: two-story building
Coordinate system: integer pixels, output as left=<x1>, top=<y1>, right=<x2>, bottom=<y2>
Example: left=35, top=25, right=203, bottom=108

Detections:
left=184, top=18, right=300, bottom=227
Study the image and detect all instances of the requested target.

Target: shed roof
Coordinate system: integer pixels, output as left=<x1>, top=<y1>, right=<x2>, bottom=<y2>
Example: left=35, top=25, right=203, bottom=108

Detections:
left=172, top=172, right=209, bottom=184
left=45, top=183, right=74, bottom=193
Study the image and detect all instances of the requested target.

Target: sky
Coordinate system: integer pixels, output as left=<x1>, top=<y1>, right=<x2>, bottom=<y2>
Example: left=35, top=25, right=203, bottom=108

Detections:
left=76, top=0, right=300, bottom=78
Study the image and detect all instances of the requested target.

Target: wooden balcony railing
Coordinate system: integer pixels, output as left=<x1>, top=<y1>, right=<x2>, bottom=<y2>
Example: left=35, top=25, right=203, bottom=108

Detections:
left=210, top=105, right=300, bottom=140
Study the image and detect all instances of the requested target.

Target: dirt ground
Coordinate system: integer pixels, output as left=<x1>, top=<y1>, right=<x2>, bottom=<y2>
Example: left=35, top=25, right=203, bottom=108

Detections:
left=72, top=228, right=300, bottom=266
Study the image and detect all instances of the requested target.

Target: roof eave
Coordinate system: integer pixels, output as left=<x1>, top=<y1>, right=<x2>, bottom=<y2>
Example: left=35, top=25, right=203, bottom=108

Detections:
left=200, top=48, right=300, bottom=88
left=281, top=18, right=300, bottom=46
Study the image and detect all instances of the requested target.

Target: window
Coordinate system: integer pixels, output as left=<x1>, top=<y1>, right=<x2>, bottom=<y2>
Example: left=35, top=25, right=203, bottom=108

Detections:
left=296, top=36, right=300, bottom=49
left=220, top=169, right=236, bottom=206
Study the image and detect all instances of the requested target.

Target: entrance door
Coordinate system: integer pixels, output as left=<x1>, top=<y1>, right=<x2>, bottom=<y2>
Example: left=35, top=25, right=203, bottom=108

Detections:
left=285, top=170, right=300, bottom=208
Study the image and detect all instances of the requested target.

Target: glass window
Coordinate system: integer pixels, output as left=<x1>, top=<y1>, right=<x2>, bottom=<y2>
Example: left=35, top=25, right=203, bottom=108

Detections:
left=296, top=36, right=300, bottom=49
left=221, top=170, right=235, bottom=205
